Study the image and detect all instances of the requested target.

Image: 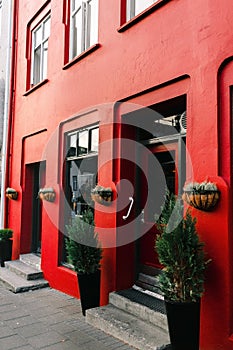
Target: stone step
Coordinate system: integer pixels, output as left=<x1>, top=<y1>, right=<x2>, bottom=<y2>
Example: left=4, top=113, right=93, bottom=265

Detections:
left=5, top=260, right=43, bottom=280
left=20, top=253, right=41, bottom=270
left=136, top=272, right=161, bottom=294
left=0, top=266, right=49, bottom=293
left=86, top=304, right=170, bottom=350
left=110, top=289, right=168, bottom=331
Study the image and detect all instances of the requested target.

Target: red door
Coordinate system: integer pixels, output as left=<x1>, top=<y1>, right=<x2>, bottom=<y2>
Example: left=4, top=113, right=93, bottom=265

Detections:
left=139, top=142, right=178, bottom=268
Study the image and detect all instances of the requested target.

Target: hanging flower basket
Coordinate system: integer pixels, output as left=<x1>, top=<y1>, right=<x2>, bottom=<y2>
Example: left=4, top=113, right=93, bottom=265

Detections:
left=91, top=185, right=113, bottom=206
left=182, top=181, right=220, bottom=212
left=38, top=187, right=56, bottom=202
left=6, top=188, right=18, bottom=200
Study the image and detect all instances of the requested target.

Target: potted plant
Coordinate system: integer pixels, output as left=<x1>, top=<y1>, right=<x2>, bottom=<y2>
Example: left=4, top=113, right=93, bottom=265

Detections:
left=65, top=209, right=102, bottom=316
left=0, top=229, right=13, bottom=267
left=182, top=181, right=220, bottom=211
left=155, top=193, right=210, bottom=350
left=91, top=185, right=113, bottom=205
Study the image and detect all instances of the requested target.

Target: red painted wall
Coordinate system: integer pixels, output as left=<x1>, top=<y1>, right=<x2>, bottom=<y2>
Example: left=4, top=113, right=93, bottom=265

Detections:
left=6, top=0, right=233, bottom=348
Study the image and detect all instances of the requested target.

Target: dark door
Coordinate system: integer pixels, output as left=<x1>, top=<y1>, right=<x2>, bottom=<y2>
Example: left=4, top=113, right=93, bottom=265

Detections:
left=139, top=142, right=178, bottom=268
left=31, top=162, right=45, bottom=254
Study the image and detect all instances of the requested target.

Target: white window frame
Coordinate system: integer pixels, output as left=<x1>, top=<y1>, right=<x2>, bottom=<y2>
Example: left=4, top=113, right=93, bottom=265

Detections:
left=126, top=0, right=158, bottom=21
left=0, top=1, right=2, bottom=39
left=30, top=14, right=51, bottom=86
left=69, top=0, right=98, bottom=60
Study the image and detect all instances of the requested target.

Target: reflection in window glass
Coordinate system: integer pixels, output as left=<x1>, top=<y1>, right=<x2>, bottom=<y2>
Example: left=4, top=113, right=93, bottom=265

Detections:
left=67, top=133, right=77, bottom=157
left=90, top=128, right=99, bottom=152
left=35, top=26, right=42, bottom=47
left=126, top=0, right=158, bottom=21
left=78, top=130, right=88, bottom=155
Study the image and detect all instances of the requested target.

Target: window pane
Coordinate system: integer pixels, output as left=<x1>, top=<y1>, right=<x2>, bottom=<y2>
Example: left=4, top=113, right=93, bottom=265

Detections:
left=71, top=6, right=83, bottom=58
left=127, top=0, right=158, bottom=20
left=33, top=46, right=41, bottom=85
left=88, top=0, right=98, bottom=47
left=90, top=128, right=99, bottom=152
left=42, top=40, right=48, bottom=80
left=34, top=26, right=42, bottom=48
left=77, top=130, right=88, bottom=155
left=43, top=16, right=51, bottom=40
left=68, top=133, right=77, bottom=157
left=72, top=0, right=82, bottom=12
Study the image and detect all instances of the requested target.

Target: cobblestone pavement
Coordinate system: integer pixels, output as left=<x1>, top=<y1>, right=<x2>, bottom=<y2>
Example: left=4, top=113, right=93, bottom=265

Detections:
left=0, top=285, right=135, bottom=350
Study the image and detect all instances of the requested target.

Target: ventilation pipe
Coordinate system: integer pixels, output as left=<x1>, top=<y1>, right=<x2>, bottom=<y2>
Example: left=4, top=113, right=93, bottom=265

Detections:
left=0, top=0, right=14, bottom=227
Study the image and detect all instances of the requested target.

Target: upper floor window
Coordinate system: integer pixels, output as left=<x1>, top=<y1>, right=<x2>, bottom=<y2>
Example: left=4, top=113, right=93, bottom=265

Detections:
left=126, top=0, right=158, bottom=21
left=69, top=0, right=98, bottom=60
left=31, top=14, right=51, bottom=86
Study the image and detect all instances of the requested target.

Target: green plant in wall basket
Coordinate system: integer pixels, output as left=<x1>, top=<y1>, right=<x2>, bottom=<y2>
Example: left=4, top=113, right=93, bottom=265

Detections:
left=182, top=181, right=220, bottom=211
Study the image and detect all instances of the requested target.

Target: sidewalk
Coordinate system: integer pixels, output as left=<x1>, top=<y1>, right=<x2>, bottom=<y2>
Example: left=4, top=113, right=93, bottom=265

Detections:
left=0, top=284, right=135, bottom=350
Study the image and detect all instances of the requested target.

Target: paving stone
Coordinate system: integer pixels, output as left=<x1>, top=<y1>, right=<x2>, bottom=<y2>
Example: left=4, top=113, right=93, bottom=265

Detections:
left=42, top=339, right=82, bottom=350
left=16, top=322, right=49, bottom=338
left=5, top=315, right=38, bottom=329
left=27, top=331, right=67, bottom=348
left=0, top=326, right=17, bottom=338
left=0, top=334, right=28, bottom=349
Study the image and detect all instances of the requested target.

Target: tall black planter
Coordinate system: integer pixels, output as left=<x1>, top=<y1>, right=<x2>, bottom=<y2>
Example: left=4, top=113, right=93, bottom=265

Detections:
left=0, top=240, right=13, bottom=267
left=77, top=269, right=101, bottom=316
left=165, top=299, right=201, bottom=350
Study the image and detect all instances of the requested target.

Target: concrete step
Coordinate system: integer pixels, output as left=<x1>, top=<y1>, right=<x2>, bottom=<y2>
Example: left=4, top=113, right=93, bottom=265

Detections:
left=86, top=303, right=170, bottom=350
left=20, top=253, right=41, bottom=270
left=110, top=290, right=168, bottom=332
left=0, top=267, right=49, bottom=293
left=4, top=260, right=43, bottom=280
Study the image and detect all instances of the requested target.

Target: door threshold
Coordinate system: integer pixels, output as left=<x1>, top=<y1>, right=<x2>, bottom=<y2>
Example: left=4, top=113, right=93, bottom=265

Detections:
left=132, top=284, right=164, bottom=300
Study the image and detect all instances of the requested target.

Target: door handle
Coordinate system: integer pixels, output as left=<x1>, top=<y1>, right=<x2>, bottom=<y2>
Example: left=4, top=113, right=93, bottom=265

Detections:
left=141, top=209, right=145, bottom=223
left=123, top=197, right=134, bottom=220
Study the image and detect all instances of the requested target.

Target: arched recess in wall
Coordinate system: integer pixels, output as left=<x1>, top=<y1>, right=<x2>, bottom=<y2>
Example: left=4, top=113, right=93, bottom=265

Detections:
left=218, top=57, right=233, bottom=183
left=218, top=57, right=233, bottom=337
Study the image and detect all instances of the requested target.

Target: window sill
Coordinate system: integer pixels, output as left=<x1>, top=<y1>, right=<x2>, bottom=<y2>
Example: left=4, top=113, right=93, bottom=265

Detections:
left=118, top=0, right=171, bottom=33
left=24, top=79, right=49, bottom=96
left=63, top=43, right=101, bottom=70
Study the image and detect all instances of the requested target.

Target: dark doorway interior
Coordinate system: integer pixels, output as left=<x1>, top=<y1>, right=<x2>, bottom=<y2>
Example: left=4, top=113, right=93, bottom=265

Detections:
left=31, top=162, right=45, bottom=255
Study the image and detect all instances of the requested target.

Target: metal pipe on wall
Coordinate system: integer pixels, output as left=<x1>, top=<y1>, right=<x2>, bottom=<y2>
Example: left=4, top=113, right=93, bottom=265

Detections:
left=0, top=0, right=14, bottom=228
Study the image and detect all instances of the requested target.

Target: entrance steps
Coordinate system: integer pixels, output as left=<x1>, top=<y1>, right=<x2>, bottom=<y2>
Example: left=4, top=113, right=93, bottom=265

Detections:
left=86, top=287, right=171, bottom=350
left=0, top=254, right=49, bottom=293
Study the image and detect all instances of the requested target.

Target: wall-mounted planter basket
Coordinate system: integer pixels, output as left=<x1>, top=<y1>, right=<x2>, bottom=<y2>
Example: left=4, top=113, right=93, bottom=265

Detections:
left=91, top=186, right=113, bottom=206
left=6, top=188, right=18, bottom=200
left=38, top=188, right=56, bottom=202
left=182, top=181, right=220, bottom=212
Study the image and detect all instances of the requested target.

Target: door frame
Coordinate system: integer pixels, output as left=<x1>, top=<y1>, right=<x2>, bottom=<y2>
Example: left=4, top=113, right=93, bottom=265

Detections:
left=135, top=134, right=186, bottom=274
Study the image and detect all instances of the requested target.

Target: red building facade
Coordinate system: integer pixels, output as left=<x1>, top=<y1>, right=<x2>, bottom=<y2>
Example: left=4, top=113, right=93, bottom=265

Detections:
left=4, top=0, right=233, bottom=349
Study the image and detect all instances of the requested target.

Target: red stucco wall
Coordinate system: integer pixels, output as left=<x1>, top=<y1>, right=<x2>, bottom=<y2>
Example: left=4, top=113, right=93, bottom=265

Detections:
left=6, top=1, right=233, bottom=348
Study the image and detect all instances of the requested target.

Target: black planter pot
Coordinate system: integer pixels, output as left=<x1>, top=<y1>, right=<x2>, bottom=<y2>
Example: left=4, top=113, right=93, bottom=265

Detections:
left=0, top=240, right=13, bottom=267
left=165, top=299, right=201, bottom=350
left=77, top=269, right=101, bottom=316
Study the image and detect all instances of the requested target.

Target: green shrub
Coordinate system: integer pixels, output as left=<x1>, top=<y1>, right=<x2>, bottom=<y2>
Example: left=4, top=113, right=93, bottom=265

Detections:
left=0, top=229, right=13, bottom=242
left=65, top=209, right=102, bottom=275
left=155, top=193, right=210, bottom=302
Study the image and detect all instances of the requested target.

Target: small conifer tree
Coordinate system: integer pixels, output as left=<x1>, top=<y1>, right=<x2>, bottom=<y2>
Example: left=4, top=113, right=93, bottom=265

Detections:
left=155, top=193, right=209, bottom=302
left=66, top=209, right=102, bottom=275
